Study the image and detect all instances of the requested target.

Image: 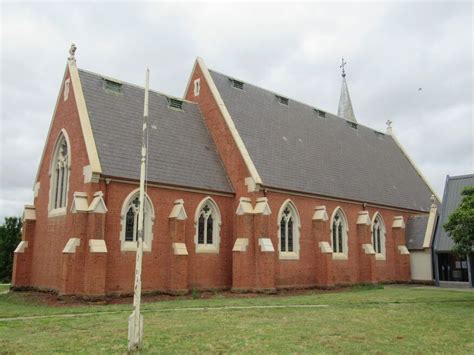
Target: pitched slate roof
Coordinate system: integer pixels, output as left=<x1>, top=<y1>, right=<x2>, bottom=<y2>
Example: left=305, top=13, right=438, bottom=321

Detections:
left=434, top=174, right=474, bottom=252
left=78, top=69, right=232, bottom=193
left=210, top=69, right=434, bottom=212
left=406, top=215, right=429, bottom=250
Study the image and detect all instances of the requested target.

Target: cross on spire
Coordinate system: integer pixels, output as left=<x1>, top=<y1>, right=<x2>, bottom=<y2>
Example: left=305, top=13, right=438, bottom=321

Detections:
left=340, top=57, right=347, bottom=78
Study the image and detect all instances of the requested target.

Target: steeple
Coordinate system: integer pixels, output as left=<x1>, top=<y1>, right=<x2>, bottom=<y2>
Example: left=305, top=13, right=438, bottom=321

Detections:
left=337, top=58, right=357, bottom=123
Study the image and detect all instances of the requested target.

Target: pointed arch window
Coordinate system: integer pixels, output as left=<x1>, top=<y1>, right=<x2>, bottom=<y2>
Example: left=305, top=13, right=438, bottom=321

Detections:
left=278, top=201, right=300, bottom=260
left=372, top=213, right=386, bottom=260
left=331, top=208, right=349, bottom=259
left=195, top=198, right=221, bottom=253
left=49, top=132, right=70, bottom=216
left=120, top=190, right=155, bottom=252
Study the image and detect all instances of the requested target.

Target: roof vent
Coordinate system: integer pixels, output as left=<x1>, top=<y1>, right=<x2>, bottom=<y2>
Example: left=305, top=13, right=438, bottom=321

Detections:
left=315, top=109, right=326, bottom=118
left=230, top=79, right=244, bottom=90
left=276, top=95, right=289, bottom=106
left=168, top=98, right=183, bottom=110
left=347, top=121, right=358, bottom=129
left=103, top=78, right=122, bottom=93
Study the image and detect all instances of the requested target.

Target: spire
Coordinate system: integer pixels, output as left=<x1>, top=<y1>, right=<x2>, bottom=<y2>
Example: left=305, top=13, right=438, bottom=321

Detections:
left=337, top=57, right=357, bottom=123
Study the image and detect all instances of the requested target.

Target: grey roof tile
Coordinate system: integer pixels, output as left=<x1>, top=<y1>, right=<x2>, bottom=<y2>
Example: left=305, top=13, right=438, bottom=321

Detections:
left=210, top=69, right=434, bottom=211
left=434, top=174, right=474, bottom=252
left=79, top=69, right=233, bottom=193
left=406, top=215, right=429, bottom=250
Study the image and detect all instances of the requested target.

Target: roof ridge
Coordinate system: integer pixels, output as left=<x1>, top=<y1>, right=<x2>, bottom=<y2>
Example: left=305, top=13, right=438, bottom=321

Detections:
left=77, top=67, right=198, bottom=105
left=208, top=68, right=387, bottom=134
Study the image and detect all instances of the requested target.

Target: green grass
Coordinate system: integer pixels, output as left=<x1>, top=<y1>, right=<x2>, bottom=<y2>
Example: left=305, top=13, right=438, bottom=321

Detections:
left=0, top=286, right=473, bottom=353
left=0, top=284, right=10, bottom=293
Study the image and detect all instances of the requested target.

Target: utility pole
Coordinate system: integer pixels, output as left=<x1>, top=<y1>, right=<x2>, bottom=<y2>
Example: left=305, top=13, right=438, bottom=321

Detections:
left=128, top=68, right=150, bottom=352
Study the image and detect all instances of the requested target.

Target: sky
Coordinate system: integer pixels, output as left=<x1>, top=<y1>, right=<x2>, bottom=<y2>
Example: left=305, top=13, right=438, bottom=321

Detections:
left=0, top=1, right=473, bottom=221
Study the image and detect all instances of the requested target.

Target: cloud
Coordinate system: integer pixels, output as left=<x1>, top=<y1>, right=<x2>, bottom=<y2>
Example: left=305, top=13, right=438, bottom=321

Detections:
left=0, top=2, right=472, bottom=221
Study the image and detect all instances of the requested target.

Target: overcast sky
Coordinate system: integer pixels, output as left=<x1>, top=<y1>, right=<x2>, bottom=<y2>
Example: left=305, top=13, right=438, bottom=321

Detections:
left=1, top=1, right=472, bottom=221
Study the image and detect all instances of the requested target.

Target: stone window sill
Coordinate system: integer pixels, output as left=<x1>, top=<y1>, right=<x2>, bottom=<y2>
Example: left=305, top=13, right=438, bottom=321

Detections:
left=48, top=207, right=67, bottom=218
left=120, top=241, right=151, bottom=252
left=375, top=253, right=386, bottom=261
left=332, top=253, right=349, bottom=260
left=279, top=252, right=299, bottom=260
left=196, top=244, right=219, bottom=254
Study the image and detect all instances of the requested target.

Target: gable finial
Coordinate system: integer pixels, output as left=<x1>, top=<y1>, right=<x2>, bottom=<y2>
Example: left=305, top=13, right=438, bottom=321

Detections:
left=386, top=120, right=393, bottom=135
left=340, top=57, right=347, bottom=78
left=68, top=43, right=77, bottom=62
left=430, top=194, right=436, bottom=207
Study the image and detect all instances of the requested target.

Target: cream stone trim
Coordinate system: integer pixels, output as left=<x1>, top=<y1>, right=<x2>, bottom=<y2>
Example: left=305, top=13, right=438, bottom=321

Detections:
left=48, top=129, right=71, bottom=217
left=392, top=216, right=406, bottom=229
left=236, top=197, right=253, bottom=215
left=34, top=182, right=40, bottom=198
left=312, top=206, right=328, bottom=222
left=195, top=57, right=262, bottom=186
left=362, top=243, right=376, bottom=255
left=68, top=60, right=102, bottom=176
left=356, top=211, right=371, bottom=225
left=23, top=205, right=36, bottom=221
left=89, top=191, right=108, bottom=214
left=398, top=245, right=410, bottom=255
left=423, top=203, right=438, bottom=249
left=330, top=207, right=349, bottom=260
left=391, top=132, right=440, bottom=201
left=89, top=239, right=107, bottom=253
left=172, top=243, right=188, bottom=256
left=194, top=196, right=221, bottom=254
left=70, top=192, right=89, bottom=213
left=232, top=238, right=249, bottom=252
left=245, top=176, right=261, bottom=193
left=319, top=241, right=333, bottom=254
left=14, top=241, right=28, bottom=254
left=371, top=212, right=387, bottom=260
left=277, top=199, right=301, bottom=260
left=258, top=238, right=275, bottom=252
left=169, top=199, right=188, bottom=220
left=63, top=238, right=81, bottom=253
left=120, top=189, right=155, bottom=252
left=254, top=197, right=271, bottom=215
left=83, top=165, right=100, bottom=184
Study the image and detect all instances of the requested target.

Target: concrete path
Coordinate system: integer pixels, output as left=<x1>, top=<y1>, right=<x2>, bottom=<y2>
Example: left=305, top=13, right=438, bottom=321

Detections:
left=0, top=304, right=329, bottom=322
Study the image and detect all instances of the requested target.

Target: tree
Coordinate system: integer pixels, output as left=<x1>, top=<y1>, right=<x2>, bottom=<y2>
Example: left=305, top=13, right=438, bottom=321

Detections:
left=0, top=217, right=22, bottom=283
left=444, top=186, right=474, bottom=256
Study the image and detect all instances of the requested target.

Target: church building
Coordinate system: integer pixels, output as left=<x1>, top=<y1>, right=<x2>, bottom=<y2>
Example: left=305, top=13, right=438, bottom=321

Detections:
left=12, top=49, right=438, bottom=297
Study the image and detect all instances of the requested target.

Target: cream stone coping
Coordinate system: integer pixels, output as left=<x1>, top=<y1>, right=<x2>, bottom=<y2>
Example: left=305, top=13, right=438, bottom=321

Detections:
left=232, top=238, right=249, bottom=252
left=312, top=206, right=328, bottom=222
left=23, top=205, right=36, bottom=221
left=89, top=239, right=107, bottom=253
left=169, top=199, right=188, bottom=220
left=318, top=241, right=333, bottom=254
left=258, top=238, right=274, bottom=252
left=172, top=243, right=188, bottom=256
left=236, top=197, right=253, bottom=215
left=392, top=216, right=406, bottom=229
left=70, top=192, right=89, bottom=213
left=398, top=245, right=410, bottom=255
left=68, top=60, right=102, bottom=176
left=254, top=197, right=271, bottom=215
left=14, top=241, right=28, bottom=254
left=34, top=182, right=40, bottom=198
left=193, top=57, right=262, bottom=190
left=356, top=211, right=371, bottom=225
left=63, top=238, right=81, bottom=253
left=89, top=191, right=107, bottom=214
left=83, top=165, right=100, bottom=184
left=362, top=243, right=376, bottom=255
left=423, top=202, right=438, bottom=249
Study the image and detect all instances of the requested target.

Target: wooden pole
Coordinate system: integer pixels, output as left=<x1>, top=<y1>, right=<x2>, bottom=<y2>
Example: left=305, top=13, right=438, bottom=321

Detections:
left=128, top=68, right=150, bottom=352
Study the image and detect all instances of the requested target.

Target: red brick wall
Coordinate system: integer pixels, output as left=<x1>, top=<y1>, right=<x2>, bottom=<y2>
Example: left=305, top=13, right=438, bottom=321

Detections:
left=102, top=181, right=234, bottom=294
left=28, top=65, right=96, bottom=291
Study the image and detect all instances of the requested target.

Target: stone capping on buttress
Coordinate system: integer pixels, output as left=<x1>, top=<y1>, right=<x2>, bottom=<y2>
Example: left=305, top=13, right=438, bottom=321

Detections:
left=169, top=199, right=188, bottom=220
left=312, top=206, right=328, bottom=221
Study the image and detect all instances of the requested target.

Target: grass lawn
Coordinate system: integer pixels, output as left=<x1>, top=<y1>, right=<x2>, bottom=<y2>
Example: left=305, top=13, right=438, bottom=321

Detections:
left=0, top=285, right=473, bottom=353
left=0, top=284, right=10, bottom=293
